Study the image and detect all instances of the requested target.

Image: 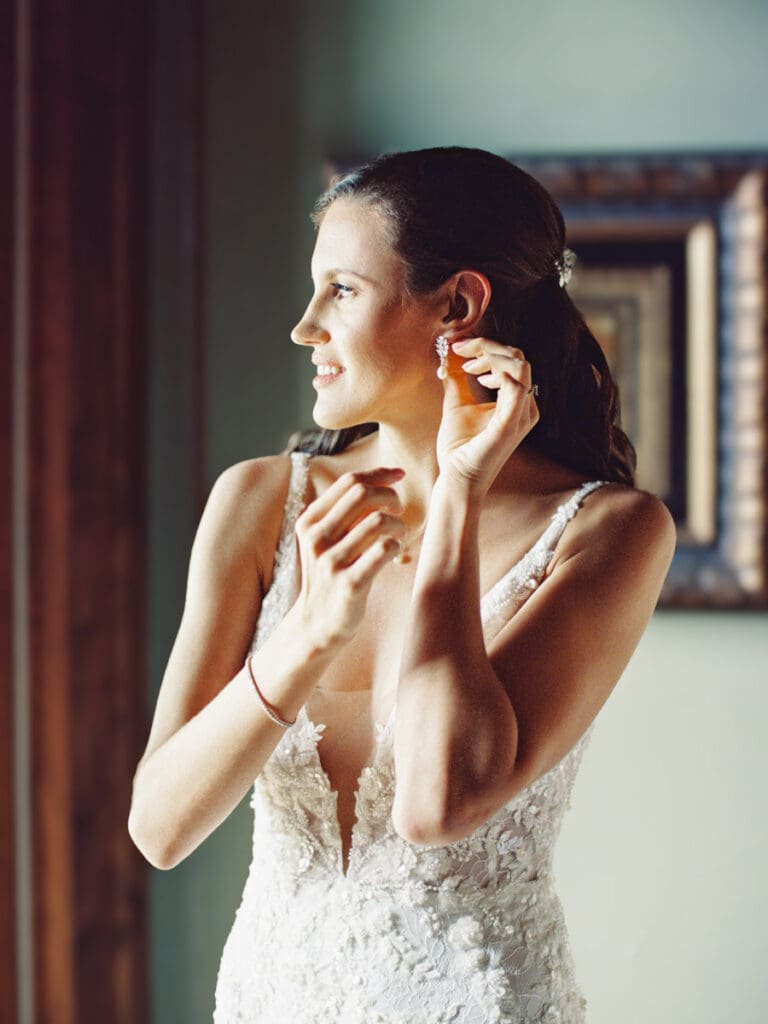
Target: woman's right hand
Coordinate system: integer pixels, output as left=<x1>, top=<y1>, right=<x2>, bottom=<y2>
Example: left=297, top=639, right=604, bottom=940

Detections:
left=293, top=467, right=406, bottom=648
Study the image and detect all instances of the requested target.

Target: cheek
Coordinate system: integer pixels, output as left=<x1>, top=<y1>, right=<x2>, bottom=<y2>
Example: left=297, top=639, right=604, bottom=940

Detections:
left=371, top=332, right=420, bottom=377
left=346, top=299, right=430, bottom=379
left=377, top=309, right=430, bottom=360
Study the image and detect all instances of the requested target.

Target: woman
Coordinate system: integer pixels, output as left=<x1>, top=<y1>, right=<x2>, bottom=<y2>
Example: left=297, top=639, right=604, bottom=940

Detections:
left=128, top=147, right=675, bottom=1023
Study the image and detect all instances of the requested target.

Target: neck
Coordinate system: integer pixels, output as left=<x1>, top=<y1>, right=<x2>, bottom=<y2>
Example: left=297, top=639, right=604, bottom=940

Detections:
left=367, top=428, right=571, bottom=520
left=372, top=421, right=440, bottom=531
left=348, top=387, right=569, bottom=527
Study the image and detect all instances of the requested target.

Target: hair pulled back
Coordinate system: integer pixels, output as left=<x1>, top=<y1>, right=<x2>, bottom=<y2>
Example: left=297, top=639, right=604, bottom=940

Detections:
left=288, top=146, right=635, bottom=486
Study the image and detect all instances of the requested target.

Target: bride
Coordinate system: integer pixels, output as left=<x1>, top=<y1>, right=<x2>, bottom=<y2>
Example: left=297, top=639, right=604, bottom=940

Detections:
left=129, top=146, right=675, bottom=1022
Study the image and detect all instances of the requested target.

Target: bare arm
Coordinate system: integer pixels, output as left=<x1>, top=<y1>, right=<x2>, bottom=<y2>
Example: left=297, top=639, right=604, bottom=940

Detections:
left=391, top=332, right=675, bottom=843
left=128, top=605, right=338, bottom=870
left=392, top=478, right=675, bottom=844
left=127, top=455, right=333, bottom=869
left=128, top=457, right=406, bottom=869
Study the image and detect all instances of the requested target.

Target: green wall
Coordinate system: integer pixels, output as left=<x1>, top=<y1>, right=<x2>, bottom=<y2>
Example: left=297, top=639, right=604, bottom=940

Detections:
left=148, top=2, right=768, bottom=1021
left=300, top=0, right=768, bottom=156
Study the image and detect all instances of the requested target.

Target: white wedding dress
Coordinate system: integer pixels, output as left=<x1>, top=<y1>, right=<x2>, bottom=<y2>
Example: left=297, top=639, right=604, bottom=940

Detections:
left=213, top=450, right=605, bottom=1024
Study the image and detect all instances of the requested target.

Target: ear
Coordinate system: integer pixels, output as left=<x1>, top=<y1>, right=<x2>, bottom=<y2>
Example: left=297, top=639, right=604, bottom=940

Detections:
left=441, top=270, right=492, bottom=335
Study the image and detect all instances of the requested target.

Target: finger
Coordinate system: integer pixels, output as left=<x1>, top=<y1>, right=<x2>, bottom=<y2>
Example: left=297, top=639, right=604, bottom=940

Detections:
left=329, top=509, right=405, bottom=567
left=477, top=371, right=503, bottom=388
left=494, top=367, right=540, bottom=424
left=443, top=338, right=533, bottom=408
left=500, top=364, right=534, bottom=400
left=451, top=337, right=485, bottom=358
left=462, top=352, right=528, bottom=379
left=503, top=356, right=532, bottom=388
left=344, top=533, right=403, bottom=589
left=331, top=480, right=404, bottom=535
left=303, top=484, right=404, bottom=555
left=478, top=365, right=536, bottom=410
left=440, top=346, right=480, bottom=405
left=477, top=353, right=530, bottom=382
left=453, top=339, right=530, bottom=377
left=297, top=467, right=404, bottom=529
left=452, top=338, right=526, bottom=360
left=460, top=354, right=493, bottom=375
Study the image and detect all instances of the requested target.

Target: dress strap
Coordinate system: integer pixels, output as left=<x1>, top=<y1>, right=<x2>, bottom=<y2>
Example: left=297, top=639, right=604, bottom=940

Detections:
left=280, top=451, right=311, bottom=542
left=542, top=479, right=608, bottom=550
left=269, top=451, right=311, bottom=588
left=248, top=451, right=312, bottom=657
left=480, top=479, right=609, bottom=640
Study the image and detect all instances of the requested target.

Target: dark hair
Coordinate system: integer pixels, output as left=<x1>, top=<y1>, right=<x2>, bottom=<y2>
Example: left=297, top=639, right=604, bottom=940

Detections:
left=288, top=146, right=636, bottom=486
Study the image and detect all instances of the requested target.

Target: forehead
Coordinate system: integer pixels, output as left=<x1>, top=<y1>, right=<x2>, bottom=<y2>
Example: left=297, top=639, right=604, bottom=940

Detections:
left=312, top=198, right=402, bottom=281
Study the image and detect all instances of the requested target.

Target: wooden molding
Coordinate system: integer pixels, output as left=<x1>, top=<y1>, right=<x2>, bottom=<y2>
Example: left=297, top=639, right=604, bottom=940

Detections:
left=6, top=1, right=151, bottom=1021
left=1, top=0, right=19, bottom=1019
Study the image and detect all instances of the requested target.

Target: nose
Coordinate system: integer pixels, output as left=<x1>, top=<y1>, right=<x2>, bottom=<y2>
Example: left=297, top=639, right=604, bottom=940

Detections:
left=290, top=307, right=330, bottom=347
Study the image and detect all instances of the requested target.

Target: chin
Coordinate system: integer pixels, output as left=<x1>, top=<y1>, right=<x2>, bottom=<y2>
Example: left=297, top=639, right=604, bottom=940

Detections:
left=312, top=396, right=374, bottom=432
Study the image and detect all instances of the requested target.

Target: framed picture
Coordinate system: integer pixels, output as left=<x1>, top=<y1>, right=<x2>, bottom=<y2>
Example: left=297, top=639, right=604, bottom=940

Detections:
left=326, top=154, right=768, bottom=608
left=513, top=154, right=768, bottom=608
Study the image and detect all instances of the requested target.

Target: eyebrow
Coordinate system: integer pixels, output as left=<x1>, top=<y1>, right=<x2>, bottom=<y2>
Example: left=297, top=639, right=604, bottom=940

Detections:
left=312, top=267, right=378, bottom=286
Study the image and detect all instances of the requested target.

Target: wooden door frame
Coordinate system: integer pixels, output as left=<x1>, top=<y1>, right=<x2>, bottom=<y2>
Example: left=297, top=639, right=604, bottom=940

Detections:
left=1, top=0, right=19, bottom=1019
left=3, top=1, right=156, bottom=1020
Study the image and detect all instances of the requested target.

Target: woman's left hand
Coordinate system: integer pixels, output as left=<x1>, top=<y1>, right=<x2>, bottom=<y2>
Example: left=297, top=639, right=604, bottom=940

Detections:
left=435, top=337, right=540, bottom=495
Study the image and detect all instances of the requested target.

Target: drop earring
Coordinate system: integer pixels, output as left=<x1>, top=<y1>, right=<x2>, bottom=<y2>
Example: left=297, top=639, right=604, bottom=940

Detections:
left=435, top=334, right=449, bottom=380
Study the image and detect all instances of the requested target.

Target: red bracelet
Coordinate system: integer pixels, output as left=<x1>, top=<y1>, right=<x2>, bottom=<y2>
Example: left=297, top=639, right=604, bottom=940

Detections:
left=246, top=655, right=296, bottom=728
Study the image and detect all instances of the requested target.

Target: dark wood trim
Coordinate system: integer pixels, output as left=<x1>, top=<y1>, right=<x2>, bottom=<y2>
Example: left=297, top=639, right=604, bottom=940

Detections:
left=1, top=0, right=19, bottom=1019
left=10, top=1, right=151, bottom=1020
left=3, top=0, right=209, bottom=1018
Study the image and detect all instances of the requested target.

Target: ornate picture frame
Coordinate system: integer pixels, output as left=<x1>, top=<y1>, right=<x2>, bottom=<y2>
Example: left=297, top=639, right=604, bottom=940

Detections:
left=512, top=155, right=768, bottom=608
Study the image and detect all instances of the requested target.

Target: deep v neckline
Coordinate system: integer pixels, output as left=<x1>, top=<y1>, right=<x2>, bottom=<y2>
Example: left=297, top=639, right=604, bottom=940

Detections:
left=301, top=560, right=531, bottom=878
left=283, top=460, right=606, bottom=878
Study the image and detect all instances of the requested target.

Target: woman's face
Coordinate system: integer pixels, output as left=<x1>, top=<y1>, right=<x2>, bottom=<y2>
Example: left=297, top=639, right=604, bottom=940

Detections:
left=291, top=198, right=441, bottom=429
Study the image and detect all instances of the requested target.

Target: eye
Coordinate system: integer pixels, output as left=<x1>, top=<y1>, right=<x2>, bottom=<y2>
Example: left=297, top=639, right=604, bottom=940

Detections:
left=330, top=282, right=354, bottom=297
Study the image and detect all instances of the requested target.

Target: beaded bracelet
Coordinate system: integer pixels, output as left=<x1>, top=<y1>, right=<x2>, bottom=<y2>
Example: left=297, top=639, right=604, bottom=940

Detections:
left=246, top=654, right=296, bottom=728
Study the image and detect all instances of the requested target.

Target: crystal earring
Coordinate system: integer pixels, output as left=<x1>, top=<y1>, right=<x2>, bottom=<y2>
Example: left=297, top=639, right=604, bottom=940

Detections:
left=435, top=334, right=449, bottom=380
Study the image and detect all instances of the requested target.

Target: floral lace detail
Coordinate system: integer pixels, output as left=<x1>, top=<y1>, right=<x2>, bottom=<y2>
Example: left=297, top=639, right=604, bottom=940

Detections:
left=214, top=454, right=603, bottom=1023
left=482, top=480, right=607, bottom=642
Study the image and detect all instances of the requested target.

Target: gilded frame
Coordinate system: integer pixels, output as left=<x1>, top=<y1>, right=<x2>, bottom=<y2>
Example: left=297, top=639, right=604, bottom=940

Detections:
left=513, top=155, right=768, bottom=608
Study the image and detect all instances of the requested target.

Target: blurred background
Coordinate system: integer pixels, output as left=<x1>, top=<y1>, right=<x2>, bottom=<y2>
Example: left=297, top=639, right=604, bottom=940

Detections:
left=3, top=1, right=767, bottom=1022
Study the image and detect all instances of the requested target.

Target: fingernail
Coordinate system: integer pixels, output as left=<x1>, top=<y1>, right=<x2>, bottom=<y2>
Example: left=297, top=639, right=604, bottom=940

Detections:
left=451, top=340, right=470, bottom=351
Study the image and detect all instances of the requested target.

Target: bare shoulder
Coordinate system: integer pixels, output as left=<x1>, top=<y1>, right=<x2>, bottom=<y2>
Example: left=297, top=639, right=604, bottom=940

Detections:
left=203, top=453, right=296, bottom=591
left=602, top=484, right=675, bottom=552
left=581, top=483, right=675, bottom=543
left=213, top=452, right=293, bottom=510
left=550, top=482, right=676, bottom=581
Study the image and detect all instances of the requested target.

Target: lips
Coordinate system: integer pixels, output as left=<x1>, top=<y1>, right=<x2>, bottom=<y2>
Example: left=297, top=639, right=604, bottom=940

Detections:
left=312, top=361, right=346, bottom=387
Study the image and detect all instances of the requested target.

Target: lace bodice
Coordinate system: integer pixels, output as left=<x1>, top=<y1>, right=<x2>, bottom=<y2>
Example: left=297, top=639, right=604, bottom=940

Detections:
left=214, top=451, right=606, bottom=1024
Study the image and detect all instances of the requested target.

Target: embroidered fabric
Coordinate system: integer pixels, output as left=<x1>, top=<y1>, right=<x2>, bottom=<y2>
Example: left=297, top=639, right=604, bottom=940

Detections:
left=214, top=452, right=607, bottom=1024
